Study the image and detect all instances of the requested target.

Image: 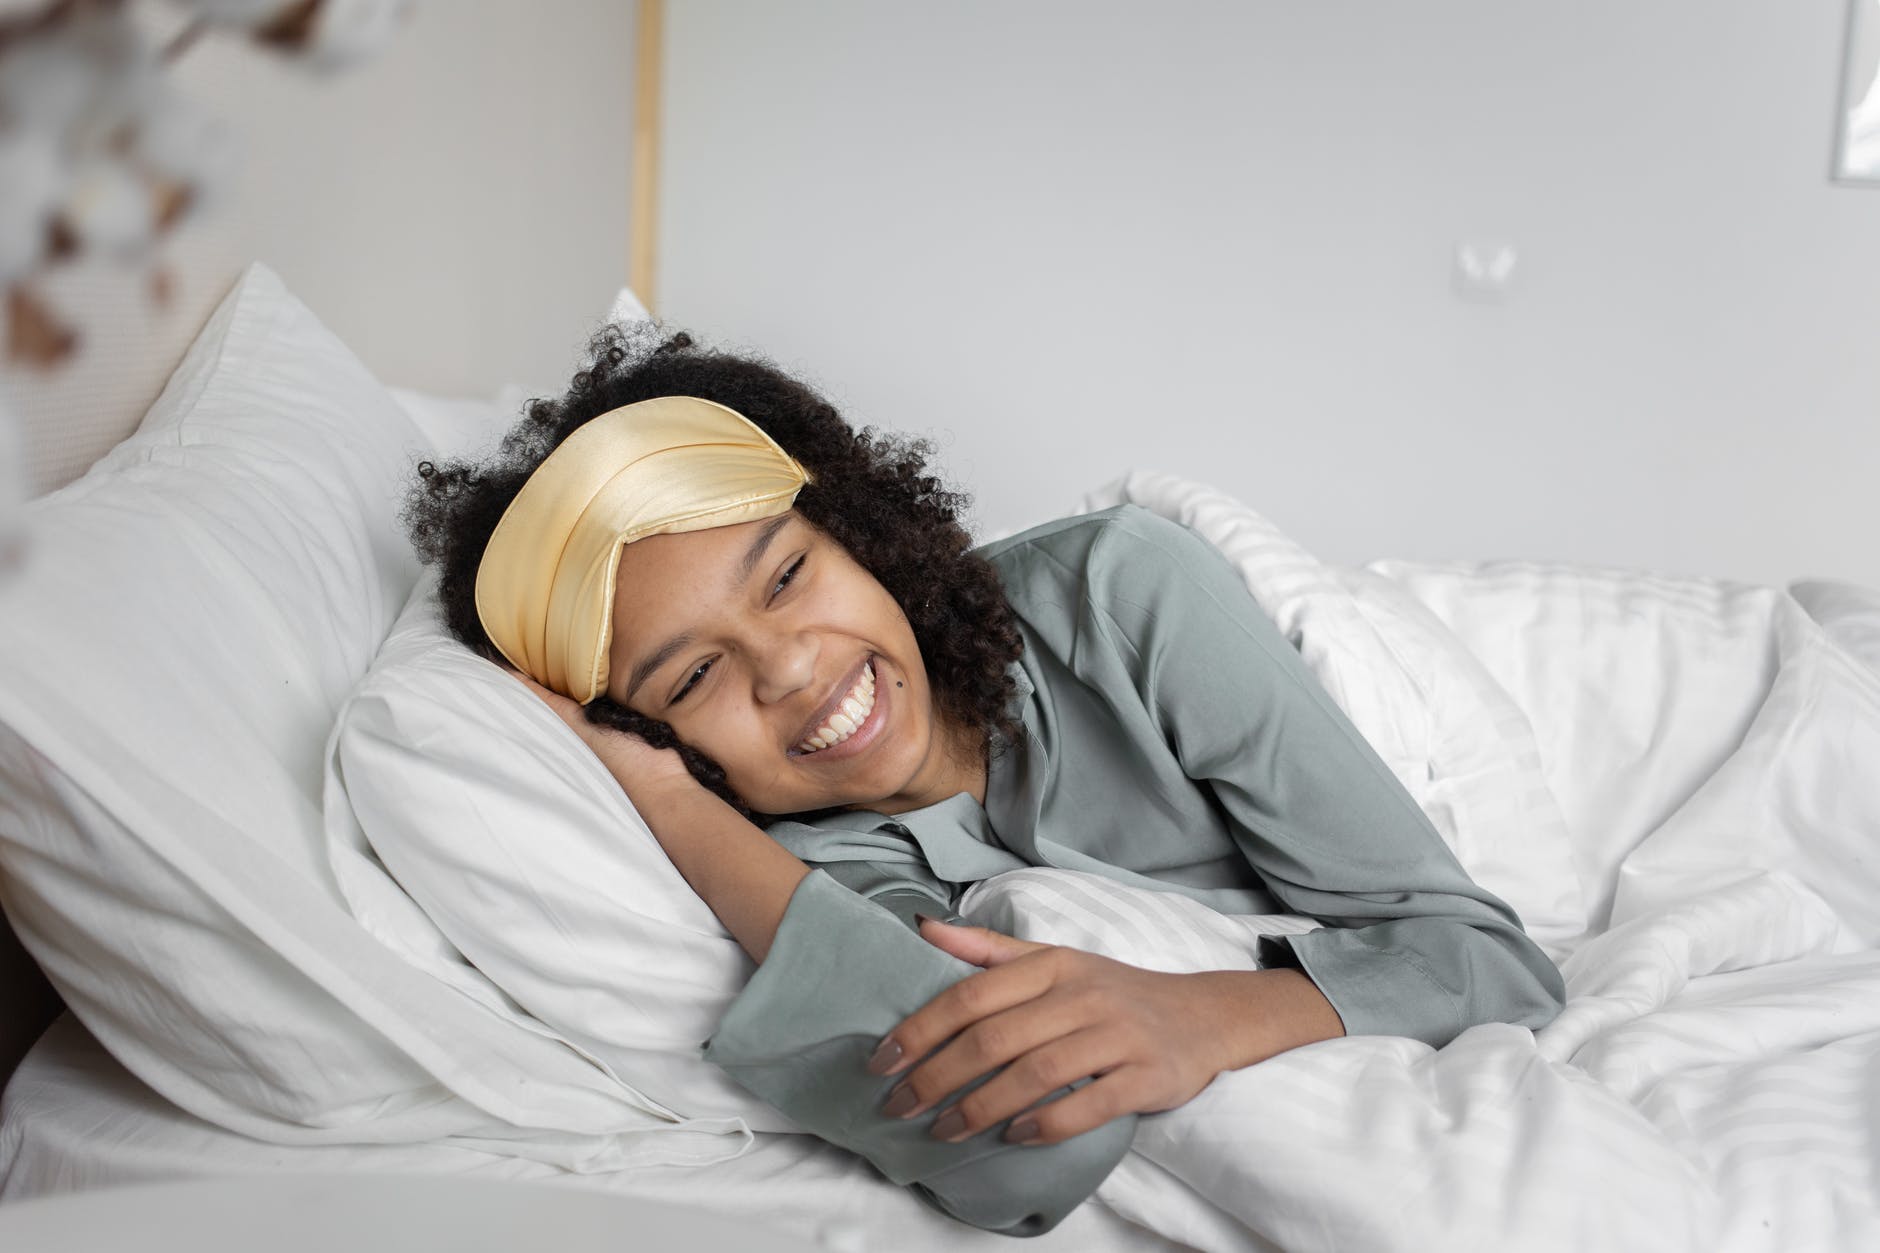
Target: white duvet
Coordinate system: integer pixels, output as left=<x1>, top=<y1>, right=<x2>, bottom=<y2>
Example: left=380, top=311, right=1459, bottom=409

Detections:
left=952, top=471, right=1879, bottom=1252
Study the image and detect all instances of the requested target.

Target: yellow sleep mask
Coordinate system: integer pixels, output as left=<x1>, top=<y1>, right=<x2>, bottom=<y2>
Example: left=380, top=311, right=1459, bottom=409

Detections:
left=474, top=395, right=814, bottom=703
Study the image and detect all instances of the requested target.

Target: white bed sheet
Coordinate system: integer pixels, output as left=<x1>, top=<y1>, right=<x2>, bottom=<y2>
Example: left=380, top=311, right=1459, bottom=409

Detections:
left=0, top=1016, right=1183, bottom=1253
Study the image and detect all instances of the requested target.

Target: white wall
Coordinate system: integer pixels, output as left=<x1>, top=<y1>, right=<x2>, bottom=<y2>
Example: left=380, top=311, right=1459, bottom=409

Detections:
left=8, top=2, right=638, bottom=498
left=176, top=0, right=636, bottom=398
left=661, top=0, right=1880, bottom=588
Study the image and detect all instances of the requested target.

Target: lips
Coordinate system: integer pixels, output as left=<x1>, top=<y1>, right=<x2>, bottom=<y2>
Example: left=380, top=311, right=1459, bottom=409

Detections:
left=789, top=655, right=874, bottom=755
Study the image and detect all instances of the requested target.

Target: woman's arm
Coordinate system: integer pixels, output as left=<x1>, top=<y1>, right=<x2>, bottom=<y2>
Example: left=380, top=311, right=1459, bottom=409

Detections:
left=509, top=670, right=808, bottom=962
left=1089, top=509, right=1567, bottom=1044
left=514, top=672, right=1135, bottom=1236
left=868, top=509, right=1564, bottom=1149
left=702, top=867, right=1137, bottom=1235
left=628, top=781, right=809, bottom=964
left=873, top=919, right=1345, bottom=1149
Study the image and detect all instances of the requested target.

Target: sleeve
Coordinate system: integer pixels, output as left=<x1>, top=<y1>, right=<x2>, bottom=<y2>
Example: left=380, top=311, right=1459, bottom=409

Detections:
left=700, top=866, right=1136, bottom=1236
left=1088, top=509, right=1565, bottom=1047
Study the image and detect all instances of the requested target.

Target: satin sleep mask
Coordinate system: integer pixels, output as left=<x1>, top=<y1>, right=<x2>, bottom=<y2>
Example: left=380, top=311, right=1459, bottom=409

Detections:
left=474, top=395, right=814, bottom=703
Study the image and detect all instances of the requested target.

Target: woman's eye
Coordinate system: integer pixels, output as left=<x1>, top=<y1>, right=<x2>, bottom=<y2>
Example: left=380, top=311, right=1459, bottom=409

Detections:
left=772, top=555, right=807, bottom=599
left=672, top=659, right=712, bottom=704
left=670, top=556, right=805, bottom=706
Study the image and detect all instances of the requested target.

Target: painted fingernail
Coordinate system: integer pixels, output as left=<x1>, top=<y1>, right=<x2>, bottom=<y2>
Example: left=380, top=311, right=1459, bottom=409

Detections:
left=930, top=1108, right=968, bottom=1141
left=1005, top=1118, right=1040, bottom=1145
left=881, top=1086, right=918, bottom=1118
left=866, top=1036, right=902, bottom=1075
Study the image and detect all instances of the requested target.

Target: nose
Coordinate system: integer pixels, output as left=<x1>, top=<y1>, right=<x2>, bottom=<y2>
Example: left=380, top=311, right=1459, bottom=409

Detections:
left=751, top=629, right=817, bottom=705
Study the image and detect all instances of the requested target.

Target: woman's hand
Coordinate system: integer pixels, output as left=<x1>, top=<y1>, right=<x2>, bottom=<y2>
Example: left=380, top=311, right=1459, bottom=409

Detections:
left=506, top=667, right=696, bottom=805
left=507, top=666, right=812, bottom=964
left=870, top=919, right=1344, bottom=1147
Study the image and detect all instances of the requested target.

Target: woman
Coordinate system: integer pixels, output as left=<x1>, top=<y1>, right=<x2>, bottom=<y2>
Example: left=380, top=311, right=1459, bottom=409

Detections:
left=405, top=324, right=1566, bottom=1236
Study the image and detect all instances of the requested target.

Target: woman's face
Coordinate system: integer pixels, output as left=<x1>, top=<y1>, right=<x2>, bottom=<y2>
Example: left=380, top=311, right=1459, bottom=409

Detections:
left=605, top=509, right=972, bottom=817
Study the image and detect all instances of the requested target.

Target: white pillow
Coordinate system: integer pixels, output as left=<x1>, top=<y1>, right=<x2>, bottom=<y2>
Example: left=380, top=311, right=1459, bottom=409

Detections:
left=608, top=287, right=653, bottom=326
left=389, top=384, right=524, bottom=463
left=327, top=573, right=798, bottom=1130
left=1790, top=578, right=1880, bottom=680
left=0, top=264, right=710, bottom=1158
left=1077, top=471, right=1588, bottom=953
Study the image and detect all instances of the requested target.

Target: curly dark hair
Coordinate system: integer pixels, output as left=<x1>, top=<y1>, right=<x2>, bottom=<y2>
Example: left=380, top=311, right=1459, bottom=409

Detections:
left=401, top=322, right=1027, bottom=826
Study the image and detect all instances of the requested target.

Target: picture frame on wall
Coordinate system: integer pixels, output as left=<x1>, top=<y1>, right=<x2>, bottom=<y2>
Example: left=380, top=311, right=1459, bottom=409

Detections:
left=1835, top=0, right=1880, bottom=182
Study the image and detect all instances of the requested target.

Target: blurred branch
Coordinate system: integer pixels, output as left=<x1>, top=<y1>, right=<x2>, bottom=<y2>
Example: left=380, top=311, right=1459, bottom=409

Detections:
left=0, top=0, right=412, bottom=370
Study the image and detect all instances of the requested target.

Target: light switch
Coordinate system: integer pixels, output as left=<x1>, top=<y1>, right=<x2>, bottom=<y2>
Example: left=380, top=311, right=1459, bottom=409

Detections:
left=1454, top=240, right=1518, bottom=298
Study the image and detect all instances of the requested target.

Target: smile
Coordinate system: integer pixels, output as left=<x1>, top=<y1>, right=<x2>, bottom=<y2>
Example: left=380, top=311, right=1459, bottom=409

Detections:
left=793, top=658, right=881, bottom=757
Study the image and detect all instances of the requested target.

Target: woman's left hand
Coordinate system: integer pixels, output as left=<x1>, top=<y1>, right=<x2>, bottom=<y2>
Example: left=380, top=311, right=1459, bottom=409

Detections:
left=505, top=666, right=696, bottom=802
left=870, top=920, right=1280, bottom=1147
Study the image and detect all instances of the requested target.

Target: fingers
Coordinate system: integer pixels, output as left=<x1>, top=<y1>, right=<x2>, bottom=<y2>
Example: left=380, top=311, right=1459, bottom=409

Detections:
left=915, top=917, right=1052, bottom=968
left=988, top=1066, right=1138, bottom=1147
left=869, top=946, right=1073, bottom=1079
left=878, top=1001, right=1084, bottom=1120
left=892, top=1023, right=1117, bottom=1140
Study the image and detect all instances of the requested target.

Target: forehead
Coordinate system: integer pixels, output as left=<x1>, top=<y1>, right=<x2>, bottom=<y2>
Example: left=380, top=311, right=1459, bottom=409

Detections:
left=605, top=511, right=800, bottom=677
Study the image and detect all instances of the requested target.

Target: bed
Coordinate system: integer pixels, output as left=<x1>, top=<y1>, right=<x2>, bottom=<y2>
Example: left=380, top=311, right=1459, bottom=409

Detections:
left=2, top=261, right=1878, bottom=1252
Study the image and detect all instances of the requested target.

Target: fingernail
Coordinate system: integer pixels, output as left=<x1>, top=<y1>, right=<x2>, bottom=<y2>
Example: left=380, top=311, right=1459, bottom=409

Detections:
left=915, top=912, right=944, bottom=929
left=881, top=1086, right=918, bottom=1118
left=1004, top=1118, right=1040, bottom=1144
left=930, top=1108, right=968, bottom=1141
left=866, top=1036, right=902, bottom=1075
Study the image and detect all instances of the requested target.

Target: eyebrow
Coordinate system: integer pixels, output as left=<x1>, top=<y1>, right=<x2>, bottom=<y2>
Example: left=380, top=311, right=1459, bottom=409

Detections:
left=622, top=514, right=796, bottom=705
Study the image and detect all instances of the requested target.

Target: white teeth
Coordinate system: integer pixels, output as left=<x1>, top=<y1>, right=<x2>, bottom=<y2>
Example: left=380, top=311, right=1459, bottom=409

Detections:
left=796, top=660, right=878, bottom=754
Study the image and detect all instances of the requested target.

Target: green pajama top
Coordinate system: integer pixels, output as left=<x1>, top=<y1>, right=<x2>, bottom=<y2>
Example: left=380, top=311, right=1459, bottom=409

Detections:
left=700, top=504, right=1566, bottom=1237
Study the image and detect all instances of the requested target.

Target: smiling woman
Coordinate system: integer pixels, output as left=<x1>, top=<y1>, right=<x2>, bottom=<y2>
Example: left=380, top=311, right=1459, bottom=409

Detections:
left=401, top=323, right=1565, bottom=1236
left=405, top=323, right=1027, bottom=830
left=607, top=509, right=989, bottom=820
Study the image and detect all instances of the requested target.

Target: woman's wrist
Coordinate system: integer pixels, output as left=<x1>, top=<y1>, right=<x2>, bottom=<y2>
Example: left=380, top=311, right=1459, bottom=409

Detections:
left=1187, top=968, right=1347, bottom=1074
left=629, top=783, right=811, bottom=964
left=622, top=769, right=711, bottom=822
